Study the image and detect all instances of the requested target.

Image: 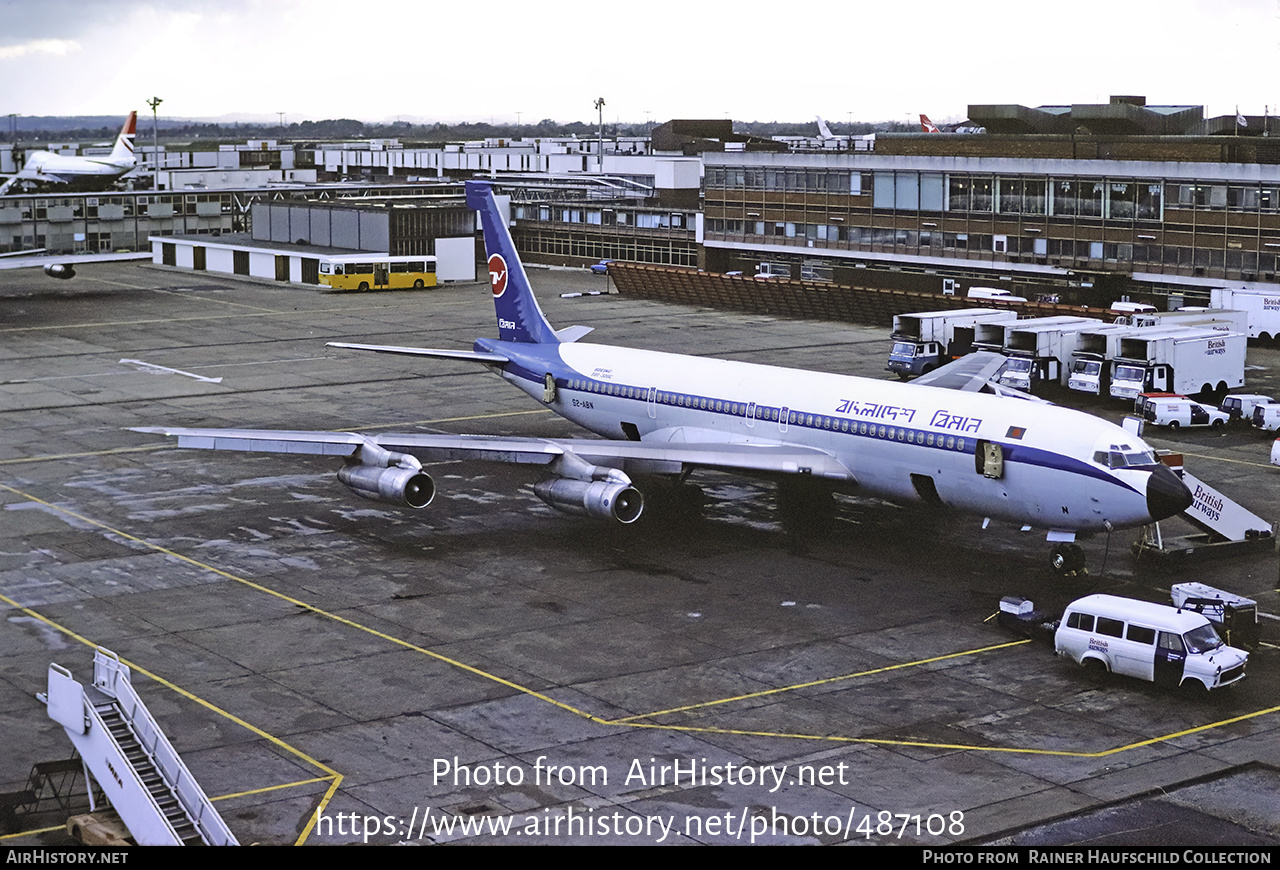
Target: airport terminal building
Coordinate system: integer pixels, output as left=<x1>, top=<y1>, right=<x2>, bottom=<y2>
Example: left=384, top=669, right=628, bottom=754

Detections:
left=7, top=98, right=1280, bottom=308
left=702, top=99, right=1280, bottom=305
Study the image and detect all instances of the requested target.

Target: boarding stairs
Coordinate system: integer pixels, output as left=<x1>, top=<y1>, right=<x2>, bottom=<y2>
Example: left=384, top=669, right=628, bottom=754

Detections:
left=40, top=647, right=237, bottom=846
left=1136, top=456, right=1275, bottom=559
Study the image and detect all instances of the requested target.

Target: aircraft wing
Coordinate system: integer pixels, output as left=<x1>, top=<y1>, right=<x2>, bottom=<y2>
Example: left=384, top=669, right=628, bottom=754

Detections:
left=909, top=351, right=1009, bottom=391
left=909, top=351, right=1048, bottom=402
left=130, top=427, right=857, bottom=482
left=0, top=251, right=151, bottom=272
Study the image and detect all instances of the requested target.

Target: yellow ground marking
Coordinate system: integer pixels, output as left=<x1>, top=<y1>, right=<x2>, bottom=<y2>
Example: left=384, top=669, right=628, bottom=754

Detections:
left=211, top=775, right=335, bottom=801
left=0, top=482, right=598, bottom=727
left=0, top=445, right=166, bottom=466
left=0, top=589, right=341, bottom=847
left=606, top=640, right=1032, bottom=724
left=3, top=475, right=1276, bottom=817
left=0, top=825, right=63, bottom=841
left=618, top=702, right=1280, bottom=757
left=1178, top=451, right=1277, bottom=470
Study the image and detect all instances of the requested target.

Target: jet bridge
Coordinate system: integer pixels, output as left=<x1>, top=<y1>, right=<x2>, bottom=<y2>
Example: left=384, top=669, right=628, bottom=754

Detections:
left=39, top=647, right=237, bottom=846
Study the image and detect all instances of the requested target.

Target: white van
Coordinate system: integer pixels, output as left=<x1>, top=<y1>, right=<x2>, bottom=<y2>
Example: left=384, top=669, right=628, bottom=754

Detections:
left=1110, top=300, right=1158, bottom=315
left=1219, top=394, right=1275, bottom=423
left=1143, top=398, right=1229, bottom=429
left=1055, top=594, right=1248, bottom=690
left=1253, top=403, right=1280, bottom=432
left=967, top=286, right=1028, bottom=302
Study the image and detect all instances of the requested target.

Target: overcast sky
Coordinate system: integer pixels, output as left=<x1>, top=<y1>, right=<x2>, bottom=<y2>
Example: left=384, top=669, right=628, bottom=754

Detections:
left=1, top=0, right=1277, bottom=126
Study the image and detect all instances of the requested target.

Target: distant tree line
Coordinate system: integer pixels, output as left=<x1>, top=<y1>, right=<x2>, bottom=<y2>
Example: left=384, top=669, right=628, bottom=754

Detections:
left=2, top=116, right=920, bottom=146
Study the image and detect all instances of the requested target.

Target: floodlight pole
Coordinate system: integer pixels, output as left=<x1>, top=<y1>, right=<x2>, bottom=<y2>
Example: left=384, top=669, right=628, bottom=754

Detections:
left=146, top=97, right=162, bottom=189
left=594, top=97, right=605, bottom=172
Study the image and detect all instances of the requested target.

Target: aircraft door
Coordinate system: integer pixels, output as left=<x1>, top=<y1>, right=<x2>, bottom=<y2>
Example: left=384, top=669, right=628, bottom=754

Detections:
left=1154, top=631, right=1186, bottom=688
left=647, top=387, right=657, bottom=419
left=975, top=440, right=1004, bottom=479
left=779, top=406, right=790, bottom=434
left=746, top=401, right=756, bottom=428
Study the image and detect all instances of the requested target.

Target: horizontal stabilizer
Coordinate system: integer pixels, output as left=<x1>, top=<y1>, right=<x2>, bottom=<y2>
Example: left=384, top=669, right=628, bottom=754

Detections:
left=554, top=325, right=595, bottom=343
left=326, top=342, right=509, bottom=364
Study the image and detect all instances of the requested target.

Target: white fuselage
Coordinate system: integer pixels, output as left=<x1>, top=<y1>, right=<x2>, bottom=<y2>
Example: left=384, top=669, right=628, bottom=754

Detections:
left=21, top=150, right=133, bottom=181
left=492, top=341, right=1163, bottom=534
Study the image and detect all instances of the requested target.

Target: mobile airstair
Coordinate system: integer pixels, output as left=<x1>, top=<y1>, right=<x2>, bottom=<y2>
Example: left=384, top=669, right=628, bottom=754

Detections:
left=1135, top=463, right=1275, bottom=560
left=39, top=647, right=238, bottom=846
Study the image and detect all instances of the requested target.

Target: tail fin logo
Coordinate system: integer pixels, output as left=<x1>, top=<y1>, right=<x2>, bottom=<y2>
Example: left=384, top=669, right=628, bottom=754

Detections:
left=488, top=253, right=508, bottom=298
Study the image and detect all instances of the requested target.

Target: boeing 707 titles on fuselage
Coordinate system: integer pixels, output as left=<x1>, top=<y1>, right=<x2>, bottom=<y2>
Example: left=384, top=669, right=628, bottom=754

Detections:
left=133, top=181, right=1193, bottom=573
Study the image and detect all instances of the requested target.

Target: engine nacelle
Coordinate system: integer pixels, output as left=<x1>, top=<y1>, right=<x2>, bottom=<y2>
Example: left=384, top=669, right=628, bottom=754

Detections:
left=337, top=464, right=435, bottom=508
left=533, top=478, right=644, bottom=524
left=43, top=264, right=76, bottom=280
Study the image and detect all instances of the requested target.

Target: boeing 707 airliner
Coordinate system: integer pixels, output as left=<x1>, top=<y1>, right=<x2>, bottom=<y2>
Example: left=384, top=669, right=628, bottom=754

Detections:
left=134, top=181, right=1193, bottom=573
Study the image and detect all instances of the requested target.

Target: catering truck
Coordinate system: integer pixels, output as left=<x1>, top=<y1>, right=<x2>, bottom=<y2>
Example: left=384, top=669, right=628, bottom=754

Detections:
left=997, top=317, right=1101, bottom=392
left=1126, top=308, right=1249, bottom=334
left=971, top=314, right=1095, bottom=354
left=1109, top=326, right=1247, bottom=401
left=1068, top=324, right=1151, bottom=396
left=1209, top=288, right=1280, bottom=340
left=886, top=308, right=1017, bottom=377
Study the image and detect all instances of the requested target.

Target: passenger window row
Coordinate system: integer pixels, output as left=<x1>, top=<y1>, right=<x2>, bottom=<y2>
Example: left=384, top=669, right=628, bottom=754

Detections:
left=564, top=378, right=970, bottom=452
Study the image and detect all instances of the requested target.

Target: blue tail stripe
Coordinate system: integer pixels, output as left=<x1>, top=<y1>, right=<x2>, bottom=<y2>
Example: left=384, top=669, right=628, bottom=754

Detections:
left=466, top=181, right=559, bottom=345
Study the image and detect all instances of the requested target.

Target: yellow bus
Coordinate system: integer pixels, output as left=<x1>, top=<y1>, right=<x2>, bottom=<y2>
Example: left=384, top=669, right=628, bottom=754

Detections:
left=318, top=255, right=437, bottom=291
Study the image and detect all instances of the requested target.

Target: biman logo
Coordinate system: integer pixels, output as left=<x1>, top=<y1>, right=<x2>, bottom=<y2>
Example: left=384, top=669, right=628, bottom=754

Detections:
left=488, top=254, right=508, bottom=298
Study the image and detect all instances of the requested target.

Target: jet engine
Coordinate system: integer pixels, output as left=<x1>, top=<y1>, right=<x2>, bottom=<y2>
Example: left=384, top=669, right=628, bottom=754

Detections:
left=336, top=443, right=434, bottom=508
left=532, top=451, right=644, bottom=524
left=533, top=478, right=644, bottom=523
left=44, top=264, right=76, bottom=280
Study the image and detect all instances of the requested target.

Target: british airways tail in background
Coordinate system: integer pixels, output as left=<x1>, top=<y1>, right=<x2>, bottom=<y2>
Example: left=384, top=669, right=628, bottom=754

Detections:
left=133, top=180, right=1193, bottom=573
left=0, top=112, right=137, bottom=195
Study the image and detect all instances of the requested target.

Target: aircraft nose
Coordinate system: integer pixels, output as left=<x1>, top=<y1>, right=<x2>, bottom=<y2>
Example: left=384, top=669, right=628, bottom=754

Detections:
left=1146, top=464, right=1193, bottom=521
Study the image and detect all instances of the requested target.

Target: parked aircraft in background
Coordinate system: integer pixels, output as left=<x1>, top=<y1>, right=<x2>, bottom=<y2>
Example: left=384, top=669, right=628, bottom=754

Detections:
left=811, top=116, right=875, bottom=149
left=920, top=113, right=986, bottom=134
left=133, top=181, right=1193, bottom=573
left=0, top=111, right=137, bottom=195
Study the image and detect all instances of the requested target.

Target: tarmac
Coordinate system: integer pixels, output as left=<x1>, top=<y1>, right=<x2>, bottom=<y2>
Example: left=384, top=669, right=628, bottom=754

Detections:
left=0, top=261, right=1277, bottom=846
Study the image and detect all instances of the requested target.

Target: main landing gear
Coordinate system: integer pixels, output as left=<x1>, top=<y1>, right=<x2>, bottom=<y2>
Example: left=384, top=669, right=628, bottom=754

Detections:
left=1050, top=542, right=1087, bottom=575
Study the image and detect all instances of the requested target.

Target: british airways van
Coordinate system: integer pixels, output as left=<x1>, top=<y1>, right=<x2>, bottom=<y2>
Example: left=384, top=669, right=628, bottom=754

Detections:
left=1055, top=594, right=1248, bottom=690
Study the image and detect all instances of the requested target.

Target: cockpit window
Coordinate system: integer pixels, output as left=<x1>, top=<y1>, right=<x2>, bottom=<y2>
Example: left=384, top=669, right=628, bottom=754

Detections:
left=1093, top=443, right=1159, bottom=469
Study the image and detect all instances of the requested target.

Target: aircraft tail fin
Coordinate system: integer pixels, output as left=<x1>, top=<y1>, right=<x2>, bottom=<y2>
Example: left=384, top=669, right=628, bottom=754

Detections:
left=110, top=111, right=138, bottom=166
left=815, top=115, right=835, bottom=140
left=465, top=180, right=559, bottom=344
left=919, top=114, right=941, bottom=133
